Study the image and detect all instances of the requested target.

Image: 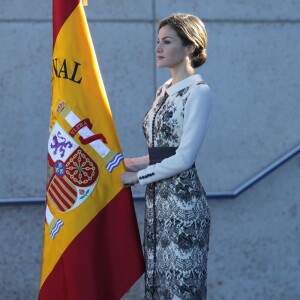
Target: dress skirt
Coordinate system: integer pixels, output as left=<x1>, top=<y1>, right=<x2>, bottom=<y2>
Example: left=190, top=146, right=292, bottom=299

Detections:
left=144, top=167, right=210, bottom=300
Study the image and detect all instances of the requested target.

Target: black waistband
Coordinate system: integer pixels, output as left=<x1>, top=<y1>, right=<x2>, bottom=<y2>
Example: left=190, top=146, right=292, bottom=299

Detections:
left=148, top=147, right=177, bottom=165
left=148, top=147, right=195, bottom=168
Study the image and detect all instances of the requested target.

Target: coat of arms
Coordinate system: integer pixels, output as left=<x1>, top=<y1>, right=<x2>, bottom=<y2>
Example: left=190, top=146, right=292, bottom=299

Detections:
left=45, top=101, right=123, bottom=239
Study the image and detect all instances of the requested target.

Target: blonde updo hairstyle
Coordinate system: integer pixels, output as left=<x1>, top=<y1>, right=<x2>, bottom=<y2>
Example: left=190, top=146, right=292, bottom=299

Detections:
left=158, top=13, right=208, bottom=68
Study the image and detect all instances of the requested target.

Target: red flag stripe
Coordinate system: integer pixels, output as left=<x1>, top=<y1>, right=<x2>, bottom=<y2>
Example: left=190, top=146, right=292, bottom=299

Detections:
left=48, top=188, right=69, bottom=211
left=47, top=189, right=66, bottom=212
left=54, top=177, right=77, bottom=198
left=39, top=188, right=145, bottom=300
left=53, top=0, right=80, bottom=48
left=50, top=181, right=74, bottom=209
left=52, top=180, right=76, bottom=203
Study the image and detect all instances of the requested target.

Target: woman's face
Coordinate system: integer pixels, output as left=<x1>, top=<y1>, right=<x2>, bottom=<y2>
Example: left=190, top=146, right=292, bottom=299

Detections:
left=155, top=25, right=188, bottom=69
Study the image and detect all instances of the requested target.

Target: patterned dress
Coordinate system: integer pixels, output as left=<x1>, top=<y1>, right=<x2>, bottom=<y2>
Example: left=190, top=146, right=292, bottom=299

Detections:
left=137, top=74, right=212, bottom=300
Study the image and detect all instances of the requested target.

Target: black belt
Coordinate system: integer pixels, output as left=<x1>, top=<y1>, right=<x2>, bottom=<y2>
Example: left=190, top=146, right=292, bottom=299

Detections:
left=148, top=147, right=177, bottom=165
left=148, top=147, right=195, bottom=168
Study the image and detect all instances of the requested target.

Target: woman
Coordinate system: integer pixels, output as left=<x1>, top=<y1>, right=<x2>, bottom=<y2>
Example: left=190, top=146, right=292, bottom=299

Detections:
left=121, top=13, right=213, bottom=300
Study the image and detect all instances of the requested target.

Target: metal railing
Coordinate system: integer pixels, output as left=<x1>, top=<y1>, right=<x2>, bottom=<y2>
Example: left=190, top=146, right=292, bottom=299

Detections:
left=1, top=143, right=299, bottom=204
left=208, top=143, right=300, bottom=199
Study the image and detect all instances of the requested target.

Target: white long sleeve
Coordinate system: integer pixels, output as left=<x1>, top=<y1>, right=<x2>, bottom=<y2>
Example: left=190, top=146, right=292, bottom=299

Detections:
left=137, top=82, right=213, bottom=185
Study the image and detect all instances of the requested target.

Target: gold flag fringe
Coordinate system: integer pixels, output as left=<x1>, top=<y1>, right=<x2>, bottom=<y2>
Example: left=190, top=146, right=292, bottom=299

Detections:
left=82, top=0, right=88, bottom=6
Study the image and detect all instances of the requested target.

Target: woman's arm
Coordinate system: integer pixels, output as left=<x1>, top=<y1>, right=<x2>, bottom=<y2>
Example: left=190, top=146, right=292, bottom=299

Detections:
left=121, top=156, right=149, bottom=187
left=136, top=84, right=213, bottom=185
left=124, top=155, right=150, bottom=172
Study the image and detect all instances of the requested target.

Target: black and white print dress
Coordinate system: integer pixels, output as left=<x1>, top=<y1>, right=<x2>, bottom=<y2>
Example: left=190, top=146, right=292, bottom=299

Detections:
left=135, top=74, right=213, bottom=300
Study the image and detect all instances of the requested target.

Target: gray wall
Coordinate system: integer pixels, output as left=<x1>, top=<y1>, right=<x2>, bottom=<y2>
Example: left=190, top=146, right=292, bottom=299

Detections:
left=0, top=0, right=299, bottom=299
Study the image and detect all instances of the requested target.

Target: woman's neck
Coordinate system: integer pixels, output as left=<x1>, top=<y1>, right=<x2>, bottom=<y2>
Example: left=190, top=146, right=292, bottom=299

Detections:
left=170, top=63, right=195, bottom=85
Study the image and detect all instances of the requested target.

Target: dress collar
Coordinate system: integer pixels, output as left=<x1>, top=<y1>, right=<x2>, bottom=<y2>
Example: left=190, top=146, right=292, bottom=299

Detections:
left=163, top=74, right=204, bottom=96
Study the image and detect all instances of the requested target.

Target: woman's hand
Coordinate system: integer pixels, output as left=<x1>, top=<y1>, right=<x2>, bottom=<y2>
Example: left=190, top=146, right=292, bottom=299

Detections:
left=121, top=171, right=139, bottom=187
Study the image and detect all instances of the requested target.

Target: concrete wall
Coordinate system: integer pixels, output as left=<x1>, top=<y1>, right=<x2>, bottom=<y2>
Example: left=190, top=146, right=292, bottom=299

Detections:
left=1, top=155, right=299, bottom=299
left=0, top=0, right=299, bottom=299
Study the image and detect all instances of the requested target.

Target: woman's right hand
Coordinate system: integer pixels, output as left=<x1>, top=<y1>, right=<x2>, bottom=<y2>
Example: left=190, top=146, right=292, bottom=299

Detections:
left=121, top=171, right=138, bottom=187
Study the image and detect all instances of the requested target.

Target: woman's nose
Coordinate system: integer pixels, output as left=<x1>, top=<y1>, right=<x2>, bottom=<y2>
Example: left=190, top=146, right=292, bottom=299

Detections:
left=155, top=44, right=162, bottom=53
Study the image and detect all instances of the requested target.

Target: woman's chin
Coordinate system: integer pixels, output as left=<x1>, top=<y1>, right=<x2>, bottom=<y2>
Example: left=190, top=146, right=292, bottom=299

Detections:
left=157, top=62, right=166, bottom=68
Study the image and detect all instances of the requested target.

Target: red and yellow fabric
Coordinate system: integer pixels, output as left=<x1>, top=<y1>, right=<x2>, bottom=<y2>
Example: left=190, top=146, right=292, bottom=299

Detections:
left=39, top=0, right=144, bottom=299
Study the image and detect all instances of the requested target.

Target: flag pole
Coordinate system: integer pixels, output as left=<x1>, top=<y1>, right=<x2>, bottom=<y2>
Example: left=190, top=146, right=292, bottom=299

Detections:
left=82, top=0, right=88, bottom=6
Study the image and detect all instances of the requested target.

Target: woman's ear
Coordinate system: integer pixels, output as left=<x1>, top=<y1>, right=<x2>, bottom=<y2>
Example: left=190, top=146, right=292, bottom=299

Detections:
left=186, top=44, right=196, bottom=55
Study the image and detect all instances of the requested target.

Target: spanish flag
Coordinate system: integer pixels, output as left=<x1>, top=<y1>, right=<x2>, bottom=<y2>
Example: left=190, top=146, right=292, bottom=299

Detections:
left=39, top=0, right=144, bottom=299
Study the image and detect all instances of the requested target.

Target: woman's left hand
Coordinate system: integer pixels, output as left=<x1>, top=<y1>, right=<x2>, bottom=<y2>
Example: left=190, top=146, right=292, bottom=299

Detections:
left=121, top=171, right=139, bottom=187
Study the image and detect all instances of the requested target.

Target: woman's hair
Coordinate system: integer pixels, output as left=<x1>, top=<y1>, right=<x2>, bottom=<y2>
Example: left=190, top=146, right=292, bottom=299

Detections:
left=159, top=13, right=208, bottom=68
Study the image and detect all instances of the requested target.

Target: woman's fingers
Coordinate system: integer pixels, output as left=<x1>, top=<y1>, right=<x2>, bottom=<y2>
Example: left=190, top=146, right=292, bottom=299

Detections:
left=121, top=172, right=138, bottom=186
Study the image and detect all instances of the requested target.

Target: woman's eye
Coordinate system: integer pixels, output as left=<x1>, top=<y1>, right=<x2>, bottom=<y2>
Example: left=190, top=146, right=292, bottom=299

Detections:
left=157, top=39, right=171, bottom=44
